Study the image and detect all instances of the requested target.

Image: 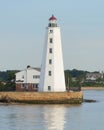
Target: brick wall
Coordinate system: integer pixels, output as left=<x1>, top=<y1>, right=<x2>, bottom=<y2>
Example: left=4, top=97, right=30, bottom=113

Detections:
left=16, top=83, right=38, bottom=91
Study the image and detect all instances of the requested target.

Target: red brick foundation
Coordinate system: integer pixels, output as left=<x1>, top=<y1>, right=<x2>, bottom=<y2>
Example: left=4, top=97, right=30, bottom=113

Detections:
left=16, top=83, right=38, bottom=91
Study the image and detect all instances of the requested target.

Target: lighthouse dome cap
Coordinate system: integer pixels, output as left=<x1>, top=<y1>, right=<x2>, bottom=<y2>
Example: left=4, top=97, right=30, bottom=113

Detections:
left=49, top=15, right=57, bottom=21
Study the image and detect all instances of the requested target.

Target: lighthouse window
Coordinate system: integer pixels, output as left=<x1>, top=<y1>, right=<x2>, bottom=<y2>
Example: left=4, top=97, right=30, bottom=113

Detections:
left=50, top=38, right=53, bottom=43
left=48, top=23, right=57, bottom=27
left=48, top=71, right=52, bottom=76
left=48, top=86, right=51, bottom=91
left=49, top=48, right=52, bottom=53
left=49, top=59, right=52, bottom=64
left=50, top=30, right=53, bottom=33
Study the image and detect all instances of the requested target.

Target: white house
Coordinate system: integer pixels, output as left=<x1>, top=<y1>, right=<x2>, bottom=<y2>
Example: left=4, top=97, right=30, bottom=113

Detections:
left=39, top=15, right=66, bottom=92
left=15, top=66, right=40, bottom=91
left=86, top=72, right=103, bottom=81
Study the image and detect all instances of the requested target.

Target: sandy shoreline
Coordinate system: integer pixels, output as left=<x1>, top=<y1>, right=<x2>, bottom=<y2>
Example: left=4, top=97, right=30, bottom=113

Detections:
left=81, top=87, right=104, bottom=90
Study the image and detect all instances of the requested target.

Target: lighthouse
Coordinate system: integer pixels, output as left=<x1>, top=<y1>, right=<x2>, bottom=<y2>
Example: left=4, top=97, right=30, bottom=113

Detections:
left=39, top=15, right=66, bottom=92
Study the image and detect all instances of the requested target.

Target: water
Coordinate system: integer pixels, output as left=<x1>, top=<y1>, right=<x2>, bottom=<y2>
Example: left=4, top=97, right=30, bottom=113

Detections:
left=0, top=90, right=104, bottom=130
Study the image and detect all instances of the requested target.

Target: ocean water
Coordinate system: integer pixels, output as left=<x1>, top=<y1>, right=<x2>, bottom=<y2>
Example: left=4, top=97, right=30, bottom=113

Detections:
left=0, top=90, right=104, bottom=130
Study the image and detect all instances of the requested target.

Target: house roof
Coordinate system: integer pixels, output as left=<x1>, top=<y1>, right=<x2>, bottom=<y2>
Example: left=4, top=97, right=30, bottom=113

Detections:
left=15, top=66, right=41, bottom=75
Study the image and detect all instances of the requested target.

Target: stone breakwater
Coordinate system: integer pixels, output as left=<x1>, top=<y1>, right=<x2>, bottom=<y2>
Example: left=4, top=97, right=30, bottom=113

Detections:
left=0, top=92, right=83, bottom=104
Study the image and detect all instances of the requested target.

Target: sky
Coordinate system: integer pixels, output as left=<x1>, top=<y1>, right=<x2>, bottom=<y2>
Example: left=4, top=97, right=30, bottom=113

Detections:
left=0, top=0, right=104, bottom=71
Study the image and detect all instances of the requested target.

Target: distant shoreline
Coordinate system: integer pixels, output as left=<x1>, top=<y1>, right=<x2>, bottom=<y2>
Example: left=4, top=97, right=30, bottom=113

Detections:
left=81, top=87, right=104, bottom=90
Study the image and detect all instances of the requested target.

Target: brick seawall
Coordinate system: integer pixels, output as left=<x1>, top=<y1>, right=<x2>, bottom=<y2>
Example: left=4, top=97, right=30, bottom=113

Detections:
left=0, top=92, right=83, bottom=104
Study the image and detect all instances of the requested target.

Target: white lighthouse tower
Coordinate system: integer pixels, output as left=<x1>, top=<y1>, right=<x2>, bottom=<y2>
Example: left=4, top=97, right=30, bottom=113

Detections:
left=39, top=15, right=66, bottom=92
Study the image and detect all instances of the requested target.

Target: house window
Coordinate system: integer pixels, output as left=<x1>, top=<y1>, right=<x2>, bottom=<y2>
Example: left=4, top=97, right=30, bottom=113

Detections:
left=48, top=71, right=52, bottom=76
left=50, top=30, right=53, bottom=33
left=49, top=59, right=52, bottom=64
left=21, top=83, right=26, bottom=88
left=33, top=75, right=40, bottom=79
left=22, top=75, right=24, bottom=79
left=50, top=38, right=53, bottom=43
left=32, top=84, right=35, bottom=88
left=48, top=86, right=51, bottom=91
left=49, top=48, right=52, bottom=53
left=32, top=84, right=38, bottom=88
left=36, top=84, right=38, bottom=88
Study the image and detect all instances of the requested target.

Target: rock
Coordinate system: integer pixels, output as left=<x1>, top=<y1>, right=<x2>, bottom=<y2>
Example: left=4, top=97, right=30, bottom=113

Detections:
left=83, top=99, right=97, bottom=103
